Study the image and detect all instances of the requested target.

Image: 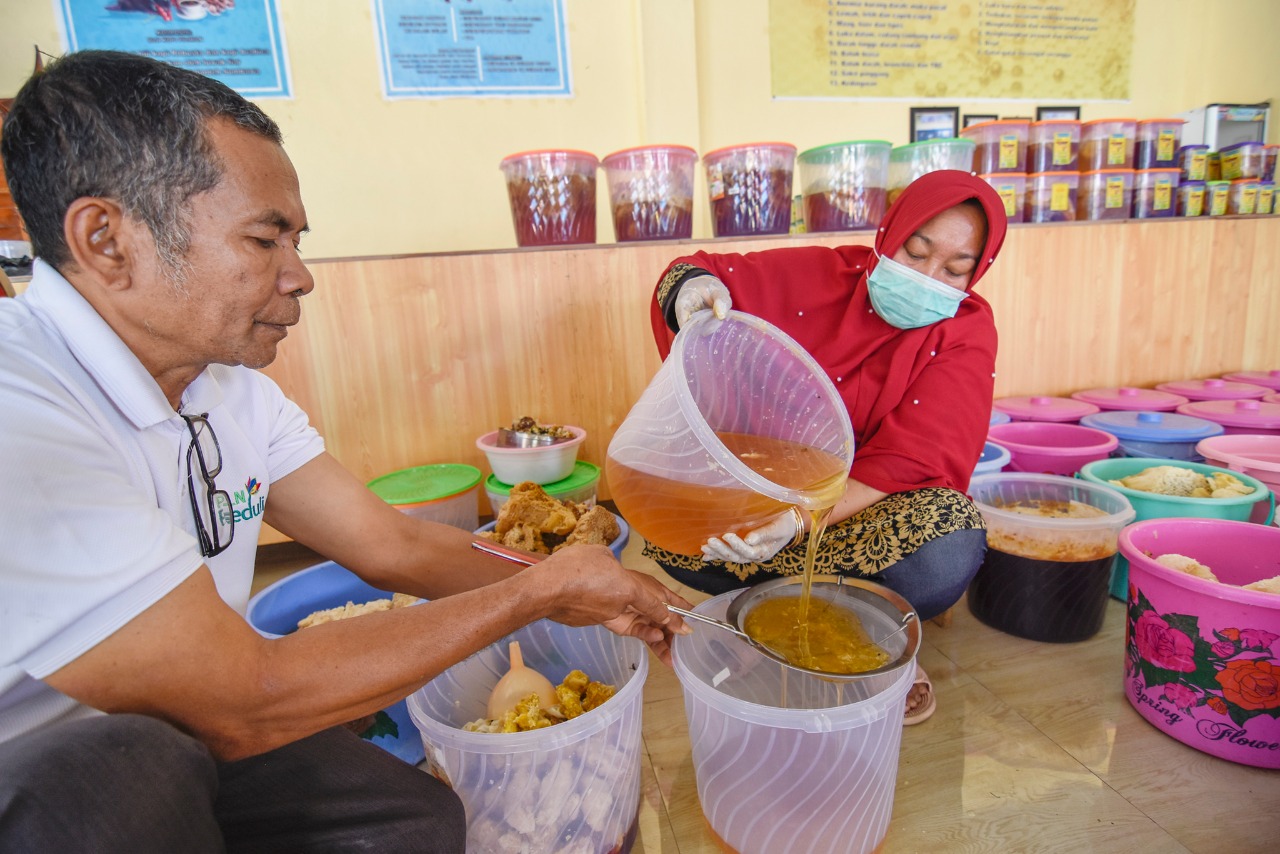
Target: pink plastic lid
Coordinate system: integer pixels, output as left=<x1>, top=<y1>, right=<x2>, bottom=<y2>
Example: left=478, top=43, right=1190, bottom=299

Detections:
left=1069, top=386, right=1188, bottom=412
left=1267, top=393, right=1280, bottom=405
left=1156, top=378, right=1269, bottom=401
left=1177, top=399, right=1280, bottom=429
left=1222, top=370, right=1280, bottom=391
left=992, top=395, right=1101, bottom=422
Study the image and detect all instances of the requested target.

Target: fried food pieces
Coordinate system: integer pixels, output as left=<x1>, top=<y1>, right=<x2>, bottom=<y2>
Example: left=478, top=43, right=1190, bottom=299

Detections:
left=1110, top=465, right=1254, bottom=499
left=1152, top=553, right=1280, bottom=594
left=463, top=669, right=617, bottom=733
left=481, top=482, right=620, bottom=554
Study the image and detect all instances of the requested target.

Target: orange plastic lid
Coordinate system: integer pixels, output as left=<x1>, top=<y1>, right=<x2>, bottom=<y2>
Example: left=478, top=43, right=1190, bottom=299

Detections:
left=1137, top=167, right=1181, bottom=174
left=1082, top=118, right=1137, bottom=126
left=1029, top=119, right=1081, bottom=126
left=499, top=149, right=598, bottom=166
left=1079, top=168, right=1136, bottom=177
left=602, top=144, right=697, bottom=162
left=1137, top=118, right=1186, bottom=125
left=963, top=119, right=1030, bottom=133
left=1026, top=171, right=1080, bottom=179
left=702, top=142, right=797, bottom=160
left=977, top=173, right=1027, bottom=180
left=1229, top=178, right=1260, bottom=185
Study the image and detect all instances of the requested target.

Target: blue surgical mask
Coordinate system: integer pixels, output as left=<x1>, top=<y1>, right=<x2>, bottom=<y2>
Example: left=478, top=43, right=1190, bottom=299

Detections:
left=866, top=253, right=969, bottom=329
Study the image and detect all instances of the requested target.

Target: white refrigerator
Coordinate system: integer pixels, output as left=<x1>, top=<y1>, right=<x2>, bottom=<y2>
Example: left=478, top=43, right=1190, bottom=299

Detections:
left=1176, top=102, right=1271, bottom=149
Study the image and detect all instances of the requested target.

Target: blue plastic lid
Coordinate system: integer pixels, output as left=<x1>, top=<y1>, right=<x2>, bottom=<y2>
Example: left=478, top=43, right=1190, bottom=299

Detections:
left=990, top=410, right=1012, bottom=426
left=1080, top=411, right=1224, bottom=442
left=979, top=441, right=1011, bottom=465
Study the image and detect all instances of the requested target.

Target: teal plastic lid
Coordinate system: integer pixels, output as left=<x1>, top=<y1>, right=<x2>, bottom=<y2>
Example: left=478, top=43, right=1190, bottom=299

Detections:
left=485, top=461, right=601, bottom=497
left=891, top=138, right=974, bottom=157
left=367, top=464, right=482, bottom=505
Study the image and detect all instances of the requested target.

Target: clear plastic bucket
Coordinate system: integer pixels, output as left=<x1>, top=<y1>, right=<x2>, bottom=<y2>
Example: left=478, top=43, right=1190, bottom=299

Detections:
left=796, top=140, right=891, bottom=231
left=672, top=590, right=914, bottom=854
left=606, top=310, right=854, bottom=555
left=499, top=149, right=599, bottom=247
left=601, top=144, right=697, bottom=242
left=408, top=620, right=647, bottom=853
left=702, top=142, right=796, bottom=237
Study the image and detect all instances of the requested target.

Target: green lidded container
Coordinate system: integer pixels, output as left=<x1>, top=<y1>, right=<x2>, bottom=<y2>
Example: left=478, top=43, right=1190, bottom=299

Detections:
left=367, top=463, right=482, bottom=530
left=796, top=140, right=892, bottom=232
left=485, top=460, right=601, bottom=517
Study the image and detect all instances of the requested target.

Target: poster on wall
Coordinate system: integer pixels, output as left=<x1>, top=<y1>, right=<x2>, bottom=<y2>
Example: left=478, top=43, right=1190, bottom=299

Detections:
left=53, top=0, right=292, bottom=98
left=372, top=0, right=571, bottom=99
left=770, top=0, right=1134, bottom=101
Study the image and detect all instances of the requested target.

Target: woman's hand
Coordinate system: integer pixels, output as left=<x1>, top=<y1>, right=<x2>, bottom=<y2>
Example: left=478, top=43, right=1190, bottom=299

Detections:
left=701, top=508, right=802, bottom=564
left=674, top=275, right=733, bottom=327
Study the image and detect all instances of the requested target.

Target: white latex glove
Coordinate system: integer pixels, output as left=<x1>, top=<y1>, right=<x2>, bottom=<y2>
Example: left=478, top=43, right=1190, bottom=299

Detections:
left=674, top=275, right=733, bottom=328
left=701, top=508, right=802, bottom=564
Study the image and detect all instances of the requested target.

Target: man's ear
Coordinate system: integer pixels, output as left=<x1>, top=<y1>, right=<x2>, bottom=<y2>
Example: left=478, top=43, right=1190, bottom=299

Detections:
left=63, top=197, right=137, bottom=290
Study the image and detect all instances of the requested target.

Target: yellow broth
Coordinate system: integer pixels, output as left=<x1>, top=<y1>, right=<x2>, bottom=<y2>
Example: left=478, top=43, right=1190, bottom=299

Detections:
left=742, top=596, right=890, bottom=674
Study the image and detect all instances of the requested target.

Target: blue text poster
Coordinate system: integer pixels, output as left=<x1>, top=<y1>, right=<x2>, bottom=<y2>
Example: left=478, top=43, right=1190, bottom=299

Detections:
left=54, top=0, right=292, bottom=98
left=372, top=0, right=571, bottom=99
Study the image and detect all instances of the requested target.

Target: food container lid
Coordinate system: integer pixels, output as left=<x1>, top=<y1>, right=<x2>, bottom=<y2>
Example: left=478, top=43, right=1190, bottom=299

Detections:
left=500, top=149, right=599, bottom=167
left=1177, top=399, right=1280, bottom=429
left=1029, top=119, right=1081, bottom=126
left=367, top=463, right=482, bottom=505
left=798, top=140, right=892, bottom=161
left=602, top=144, right=698, bottom=166
left=993, top=395, right=1101, bottom=422
left=1156, top=378, right=1269, bottom=400
left=1230, top=178, right=1260, bottom=186
left=977, top=441, right=1012, bottom=467
left=1204, top=180, right=1231, bottom=188
left=1179, top=180, right=1207, bottom=188
left=1222, top=370, right=1280, bottom=391
left=890, top=138, right=975, bottom=155
left=1219, top=141, right=1263, bottom=153
left=1177, top=144, right=1210, bottom=152
left=990, top=409, right=1012, bottom=426
left=1079, top=410, right=1225, bottom=442
left=484, top=460, right=601, bottom=497
left=1137, top=168, right=1182, bottom=176
left=1071, top=386, right=1188, bottom=411
left=1079, top=168, right=1136, bottom=177
left=1082, top=118, right=1137, bottom=126
left=1136, top=118, right=1185, bottom=125
left=1026, top=171, right=1080, bottom=181
left=702, top=141, right=797, bottom=161
left=969, top=472, right=1136, bottom=533
left=977, top=173, right=1027, bottom=183
left=961, top=119, right=1030, bottom=133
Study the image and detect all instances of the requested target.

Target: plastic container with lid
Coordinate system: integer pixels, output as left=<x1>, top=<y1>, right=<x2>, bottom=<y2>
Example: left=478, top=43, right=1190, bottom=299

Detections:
left=887, top=139, right=976, bottom=205
left=703, top=142, right=796, bottom=237
left=979, top=173, right=1026, bottom=224
left=990, top=409, right=1012, bottom=427
left=1197, top=434, right=1280, bottom=501
left=1204, top=180, right=1230, bottom=216
left=672, top=588, right=915, bottom=854
left=1264, top=144, right=1279, bottom=182
left=987, top=421, right=1118, bottom=476
left=366, top=463, right=482, bottom=530
left=1222, top=369, right=1280, bottom=391
left=409, top=619, right=648, bottom=852
left=1156, top=377, right=1269, bottom=401
left=1219, top=141, right=1264, bottom=180
left=1206, top=151, right=1222, bottom=181
left=476, top=425, right=586, bottom=485
left=1176, top=144, right=1209, bottom=181
left=1028, top=119, right=1081, bottom=172
left=1227, top=179, right=1259, bottom=215
left=960, top=120, right=1029, bottom=174
left=994, top=395, right=1100, bottom=423
left=601, top=145, right=697, bottom=242
left=1026, top=171, right=1079, bottom=223
left=1177, top=398, right=1280, bottom=436
left=1257, top=182, right=1276, bottom=215
left=1132, top=168, right=1179, bottom=218
left=1070, top=386, right=1188, bottom=412
left=499, top=149, right=599, bottom=247
left=1082, top=458, right=1274, bottom=601
left=1078, top=410, right=1224, bottom=462
left=1134, top=119, right=1184, bottom=169
left=1078, top=169, right=1134, bottom=221
left=1176, top=180, right=1205, bottom=217
left=797, top=140, right=891, bottom=232
left=1080, top=118, right=1137, bottom=170
left=607, top=310, right=854, bottom=556
left=484, top=460, right=601, bottom=517
left=474, top=512, right=629, bottom=560
left=1117, top=518, right=1280, bottom=769
left=974, top=440, right=1012, bottom=476
left=966, top=472, right=1135, bottom=642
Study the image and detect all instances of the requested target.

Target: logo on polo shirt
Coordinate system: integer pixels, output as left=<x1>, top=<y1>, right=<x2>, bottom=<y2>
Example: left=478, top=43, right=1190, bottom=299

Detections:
left=231, top=477, right=266, bottom=523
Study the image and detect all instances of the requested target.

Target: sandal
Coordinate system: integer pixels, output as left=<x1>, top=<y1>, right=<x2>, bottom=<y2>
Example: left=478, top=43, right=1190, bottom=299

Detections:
left=903, top=664, right=936, bottom=726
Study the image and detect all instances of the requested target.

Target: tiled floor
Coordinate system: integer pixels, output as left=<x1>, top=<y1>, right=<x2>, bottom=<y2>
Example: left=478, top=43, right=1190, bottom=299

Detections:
left=252, top=537, right=1279, bottom=854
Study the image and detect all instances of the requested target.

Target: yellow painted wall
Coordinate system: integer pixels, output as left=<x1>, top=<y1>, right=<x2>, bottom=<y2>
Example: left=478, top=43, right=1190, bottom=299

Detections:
left=1, top=0, right=1276, bottom=260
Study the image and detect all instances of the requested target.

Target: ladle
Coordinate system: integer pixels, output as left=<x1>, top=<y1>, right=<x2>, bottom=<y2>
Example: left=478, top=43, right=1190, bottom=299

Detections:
left=470, top=539, right=918, bottom=681
left=486, top=640, right=558, bottom=720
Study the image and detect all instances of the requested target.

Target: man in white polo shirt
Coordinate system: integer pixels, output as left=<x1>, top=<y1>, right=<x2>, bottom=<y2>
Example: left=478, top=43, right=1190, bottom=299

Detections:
left=0, top=50, right=689, bottom=852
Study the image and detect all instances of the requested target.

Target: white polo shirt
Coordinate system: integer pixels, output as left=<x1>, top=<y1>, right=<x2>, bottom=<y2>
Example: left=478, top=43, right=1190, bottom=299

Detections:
left=0, top=261, right=325, bottom=743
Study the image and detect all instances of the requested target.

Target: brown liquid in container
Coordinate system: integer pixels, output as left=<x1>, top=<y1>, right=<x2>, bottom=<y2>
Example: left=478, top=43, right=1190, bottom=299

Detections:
left=710, top=167, right=793, bottom=236
left=742, top=596, right=889, bottom=675
left=611, top=199, right=692, bottom=242
left=803, top=187, right=887, bottom=231
left=505, top=173, right=596, bottom=247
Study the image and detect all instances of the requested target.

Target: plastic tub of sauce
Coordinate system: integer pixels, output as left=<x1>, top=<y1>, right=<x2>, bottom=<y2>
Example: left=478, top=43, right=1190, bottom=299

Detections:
left=1026, top=171, right=1079, bottom=223
left=1177, top=144, right=1209, bottom=182
left=797, top=140, right=891, bottom=232
left=1176, top=180, right=1206, bottom=216
left=1219, top=141, right=1264, bottom=180
left=1028, top=119, right=1081, bottom=172
left=960, top=120, right=1029, bottom=174
left=702, top=142, right=796, bottom=237
left=1204, top=180, right=1230, bottom=216
left=499, top=149, right=599, bottom=247
left=1133, top=168, right=1180, bottom=218
left=979, top=173, right=1026, bottom=224
left=1078, top=169, right=1135, bottom=221
left=1080, top=118, right=1137, bottom=170
left=1135, top=118, right=1184, bottom=169
left=1227, top=179, right=1259, bottom=215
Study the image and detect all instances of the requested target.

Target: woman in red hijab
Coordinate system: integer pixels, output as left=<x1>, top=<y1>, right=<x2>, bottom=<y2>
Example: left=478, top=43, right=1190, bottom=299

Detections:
left=647, top=170, right=1008, bottom=723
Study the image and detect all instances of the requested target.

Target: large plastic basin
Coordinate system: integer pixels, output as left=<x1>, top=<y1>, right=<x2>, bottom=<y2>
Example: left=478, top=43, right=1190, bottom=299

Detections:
left=987, top=421, right=1118, bottom=476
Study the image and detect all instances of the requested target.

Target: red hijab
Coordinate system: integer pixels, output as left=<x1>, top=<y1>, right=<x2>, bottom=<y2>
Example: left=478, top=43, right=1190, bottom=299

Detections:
left=650, top=170, right=1008, bottom=493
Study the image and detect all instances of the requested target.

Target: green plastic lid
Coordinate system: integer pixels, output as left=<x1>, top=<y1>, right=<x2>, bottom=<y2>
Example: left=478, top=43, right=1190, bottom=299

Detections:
left=891, top=138, right=975, bottom=157
left=798, top=140, right=893, bottom=161
left=367, top=463, right=482, bottom=505
left=484, top=461, right=601, bottom=497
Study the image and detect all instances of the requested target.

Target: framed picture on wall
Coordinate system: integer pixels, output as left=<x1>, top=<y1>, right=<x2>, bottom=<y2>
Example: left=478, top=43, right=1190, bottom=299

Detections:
left=1036, top=105, right=1081, bottom=121
left=963, top=113, right=998, bottom=129
left=910, top=106, right=960, bottom=142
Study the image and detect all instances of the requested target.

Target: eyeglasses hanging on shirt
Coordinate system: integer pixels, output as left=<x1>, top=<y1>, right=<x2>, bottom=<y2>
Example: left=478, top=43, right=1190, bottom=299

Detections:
left=182, top=413, right=235, bottom=558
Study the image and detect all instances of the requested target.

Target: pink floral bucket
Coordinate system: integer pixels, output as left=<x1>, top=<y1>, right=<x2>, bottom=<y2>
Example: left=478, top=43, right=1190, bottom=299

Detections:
left=1118, top=518, right=1280, bottom=768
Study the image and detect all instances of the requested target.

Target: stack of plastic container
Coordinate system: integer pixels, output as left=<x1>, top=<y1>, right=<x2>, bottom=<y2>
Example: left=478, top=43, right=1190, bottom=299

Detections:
left=961, top=120, right=1029, bottom=224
